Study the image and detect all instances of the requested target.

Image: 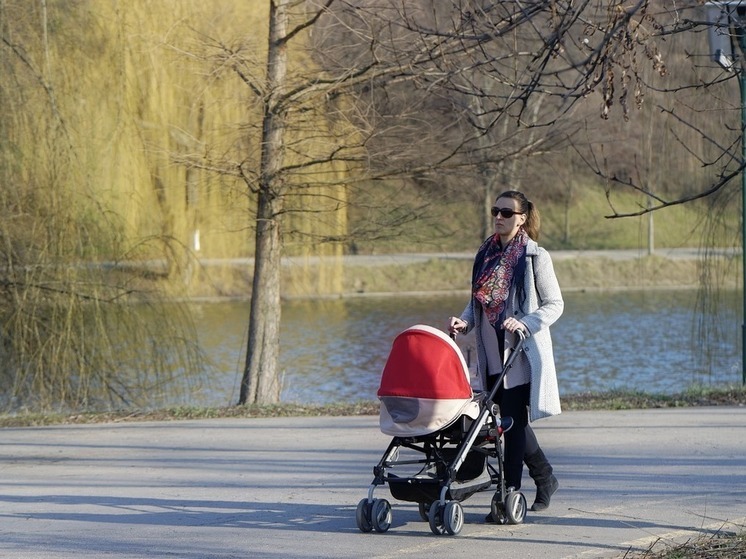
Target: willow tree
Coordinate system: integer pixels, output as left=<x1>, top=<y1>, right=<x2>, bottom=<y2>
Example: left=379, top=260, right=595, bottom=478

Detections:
left=0, top=1, right=214, bottom=412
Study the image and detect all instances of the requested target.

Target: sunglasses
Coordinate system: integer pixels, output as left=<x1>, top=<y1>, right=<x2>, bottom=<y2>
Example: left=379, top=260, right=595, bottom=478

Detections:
left=491, top=207, right=524, bottom=218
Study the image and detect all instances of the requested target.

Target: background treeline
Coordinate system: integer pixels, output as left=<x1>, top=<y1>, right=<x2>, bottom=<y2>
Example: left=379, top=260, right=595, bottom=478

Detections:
left=2, top=1, right=740, bottom=267
left=1, top=0, right=742, bottom=411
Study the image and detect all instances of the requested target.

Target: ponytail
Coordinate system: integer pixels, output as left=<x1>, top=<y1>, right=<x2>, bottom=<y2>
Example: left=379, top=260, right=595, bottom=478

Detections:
left=524, top=199, right=541, bottom=241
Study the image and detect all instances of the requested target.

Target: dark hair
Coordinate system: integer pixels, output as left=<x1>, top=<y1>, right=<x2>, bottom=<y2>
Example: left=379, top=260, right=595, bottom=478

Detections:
left=496, top=190, right=540, bottom=241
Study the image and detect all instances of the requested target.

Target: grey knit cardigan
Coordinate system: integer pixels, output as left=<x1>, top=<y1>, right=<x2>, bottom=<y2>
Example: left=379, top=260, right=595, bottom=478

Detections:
left=459, top=239, right=564, bottom=422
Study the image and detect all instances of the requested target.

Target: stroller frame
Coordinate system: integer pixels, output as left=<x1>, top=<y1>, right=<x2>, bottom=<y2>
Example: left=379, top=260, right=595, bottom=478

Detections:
left=357, top=330, right=527, bottom=536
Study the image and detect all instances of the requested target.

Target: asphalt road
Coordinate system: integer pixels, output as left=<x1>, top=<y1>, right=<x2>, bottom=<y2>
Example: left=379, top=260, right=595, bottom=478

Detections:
left=2, top=407, right=745, bottom=559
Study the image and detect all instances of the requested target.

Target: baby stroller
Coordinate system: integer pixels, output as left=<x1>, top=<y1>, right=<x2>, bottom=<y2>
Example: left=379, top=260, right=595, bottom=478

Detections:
left=355, top=324, right=527, bottom=536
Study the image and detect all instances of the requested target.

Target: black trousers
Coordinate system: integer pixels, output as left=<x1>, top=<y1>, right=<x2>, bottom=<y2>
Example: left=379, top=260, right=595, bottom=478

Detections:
left=487, top=380, right=540, bottom=489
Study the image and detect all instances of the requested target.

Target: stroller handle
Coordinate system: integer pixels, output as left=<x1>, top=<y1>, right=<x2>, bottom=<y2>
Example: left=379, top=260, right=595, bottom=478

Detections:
left=450, top=325, right=528, bottom=342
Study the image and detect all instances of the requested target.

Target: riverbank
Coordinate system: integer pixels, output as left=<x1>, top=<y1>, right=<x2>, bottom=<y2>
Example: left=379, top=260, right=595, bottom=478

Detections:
left=182, top=248, right=741, bottom=300
left=2, top=385, right=744, bottom=428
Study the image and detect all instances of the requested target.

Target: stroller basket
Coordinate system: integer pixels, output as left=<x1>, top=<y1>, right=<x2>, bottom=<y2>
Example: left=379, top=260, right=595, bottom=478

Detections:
left=387, top=447, right=491, bottom=503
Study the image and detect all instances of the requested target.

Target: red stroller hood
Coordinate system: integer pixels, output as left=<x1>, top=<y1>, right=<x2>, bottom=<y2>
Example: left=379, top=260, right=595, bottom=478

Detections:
left=378, top=324, right=472, bottom=400
left=377, top=325, right=477, bottom=437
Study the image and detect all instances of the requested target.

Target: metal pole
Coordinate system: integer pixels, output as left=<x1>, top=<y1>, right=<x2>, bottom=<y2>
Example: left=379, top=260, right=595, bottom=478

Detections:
left=742, top=74, right=746, bottom=385
left=708, top=4, right=746, bottom=384
left=741, top=29, right=746, bottom=385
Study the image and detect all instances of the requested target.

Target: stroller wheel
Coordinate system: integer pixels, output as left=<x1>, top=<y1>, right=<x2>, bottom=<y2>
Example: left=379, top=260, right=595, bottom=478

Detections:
left=371, top=498, right=392, bottom=533
left=428, top=501, right=446, bottom=535
left=356, top=499, right=373, bottom=533
left=490, top=494, right=508, bottom=525
left=505, top=491, right=527, bottom=525
left=444, top=501, right=464, bottom=536
left=418, top=502, right=431, bottom=522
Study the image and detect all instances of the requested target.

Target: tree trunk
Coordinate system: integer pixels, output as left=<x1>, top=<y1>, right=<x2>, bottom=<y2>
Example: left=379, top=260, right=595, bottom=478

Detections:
left=240, top=192, right=283, bottom=404
left=239, top=0, right=289, bottom=405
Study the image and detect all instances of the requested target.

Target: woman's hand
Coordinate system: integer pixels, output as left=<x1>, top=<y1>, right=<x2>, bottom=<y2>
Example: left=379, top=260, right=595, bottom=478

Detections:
left=448, top=317, right=467, bottom=335
left=502, top=317, right=527, bottom=334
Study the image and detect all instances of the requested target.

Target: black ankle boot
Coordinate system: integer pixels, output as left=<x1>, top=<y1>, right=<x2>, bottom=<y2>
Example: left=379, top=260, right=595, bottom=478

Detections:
left=525, top=449, right=558, bottom=511
left=531, top=474, right=558, bottom=511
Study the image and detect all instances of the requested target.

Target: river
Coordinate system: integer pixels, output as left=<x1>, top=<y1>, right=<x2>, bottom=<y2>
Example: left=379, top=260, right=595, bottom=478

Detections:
left=189, top=289, right=743, bottom=407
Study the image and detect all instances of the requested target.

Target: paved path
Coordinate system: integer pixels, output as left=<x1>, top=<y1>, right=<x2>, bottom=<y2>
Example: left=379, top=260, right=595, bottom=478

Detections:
left=2, top=407, right=745, bottom=559
left=195, top=247, right=739, bottom=268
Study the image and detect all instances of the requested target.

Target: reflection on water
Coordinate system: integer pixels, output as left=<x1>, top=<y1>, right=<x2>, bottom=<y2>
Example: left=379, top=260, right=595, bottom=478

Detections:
left=190, top=290, right=743, bottom=407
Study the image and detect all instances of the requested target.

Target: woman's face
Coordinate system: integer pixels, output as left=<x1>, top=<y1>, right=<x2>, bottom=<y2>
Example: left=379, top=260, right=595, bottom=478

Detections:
left=493, top=196, right=527, bottom=242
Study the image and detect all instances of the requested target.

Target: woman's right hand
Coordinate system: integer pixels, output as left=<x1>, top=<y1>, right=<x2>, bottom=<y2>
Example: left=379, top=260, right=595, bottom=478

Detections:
left=448, top=317, right=467, bottom=335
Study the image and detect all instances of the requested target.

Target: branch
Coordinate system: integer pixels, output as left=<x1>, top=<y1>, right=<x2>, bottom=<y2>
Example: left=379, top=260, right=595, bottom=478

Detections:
left=281, top=0, right=336, bottom=45
left=1, top=33, right=69, bottom=139
left=604, top=166, right=741, bottom=218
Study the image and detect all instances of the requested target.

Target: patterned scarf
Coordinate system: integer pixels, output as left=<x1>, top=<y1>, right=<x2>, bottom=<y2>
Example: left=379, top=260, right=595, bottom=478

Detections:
left=473, top=228, right=528, bottom=326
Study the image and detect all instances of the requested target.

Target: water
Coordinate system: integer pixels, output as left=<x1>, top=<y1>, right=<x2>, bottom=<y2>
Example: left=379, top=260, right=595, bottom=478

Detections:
left=189, top=289, right=743, bottom=407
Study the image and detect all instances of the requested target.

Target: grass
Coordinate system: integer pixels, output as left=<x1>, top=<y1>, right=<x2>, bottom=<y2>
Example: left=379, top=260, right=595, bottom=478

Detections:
left=351, top=185, right=738, bottom=255
left=623, top=530, right=746, bottom=558
left=561, top=385, right=746, bottom=411
left=2, top=385, right=743, bottom=428
left=539, top=187, right=735, bottom=251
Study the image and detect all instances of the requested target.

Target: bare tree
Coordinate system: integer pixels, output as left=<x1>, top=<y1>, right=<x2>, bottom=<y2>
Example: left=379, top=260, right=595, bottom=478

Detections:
left=5, top=0, right=734, bottom=410
left=221, top=0, right=686, bottom=404
left=240, top=0, right=292, bottom=403
left=562, top=2, right=741, bottom=218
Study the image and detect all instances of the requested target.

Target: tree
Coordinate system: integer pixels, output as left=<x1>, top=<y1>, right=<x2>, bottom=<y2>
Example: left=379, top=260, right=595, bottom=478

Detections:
left=3, top=1, right=740, bottom=409
left=0, top=1, right=219, bottom=412
left=240, top=0, right=291, bottom=403
left=227, top=0, right=683, bottom=404
left=555, top=2, right=740, bottom=218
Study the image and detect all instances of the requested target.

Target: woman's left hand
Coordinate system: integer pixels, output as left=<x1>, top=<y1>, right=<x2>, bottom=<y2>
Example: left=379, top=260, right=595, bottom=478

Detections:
left=502, top=317, right=526, bottom=334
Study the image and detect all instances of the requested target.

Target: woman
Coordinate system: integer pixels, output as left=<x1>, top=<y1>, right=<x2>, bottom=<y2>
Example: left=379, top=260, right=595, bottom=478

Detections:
left=448, top=190, right=563, bottom=518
